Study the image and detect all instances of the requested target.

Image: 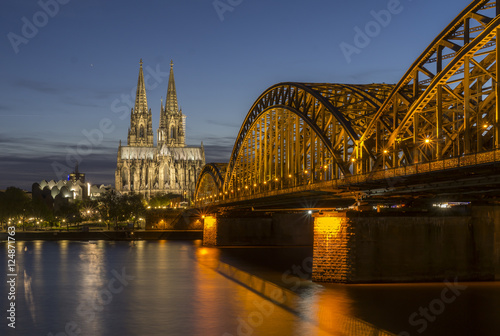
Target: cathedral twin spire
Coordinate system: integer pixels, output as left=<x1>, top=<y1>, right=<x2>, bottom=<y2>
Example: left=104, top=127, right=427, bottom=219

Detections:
left=165, top=60, right=179, bottom=114
left=134, top=59, right=149, bottom=114
left=159, top=60, right=185, bottom=148
left=128, top=59, right=185, bottom=148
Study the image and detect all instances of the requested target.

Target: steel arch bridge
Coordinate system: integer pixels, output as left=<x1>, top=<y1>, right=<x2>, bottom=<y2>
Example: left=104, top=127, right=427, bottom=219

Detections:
left=196, top=0, right=500, bottom=207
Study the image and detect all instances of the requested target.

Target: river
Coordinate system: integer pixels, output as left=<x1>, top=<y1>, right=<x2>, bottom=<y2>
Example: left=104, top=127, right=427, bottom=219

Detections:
left=1, top=240, right=499, bottom=336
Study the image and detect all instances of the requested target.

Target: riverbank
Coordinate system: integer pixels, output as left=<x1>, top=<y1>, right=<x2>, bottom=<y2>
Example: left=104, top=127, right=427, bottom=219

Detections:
left=0, top=230, right=202, bottom=241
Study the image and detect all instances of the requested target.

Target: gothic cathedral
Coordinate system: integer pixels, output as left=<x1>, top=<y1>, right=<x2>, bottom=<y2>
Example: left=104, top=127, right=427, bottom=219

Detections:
left=115, top=60, right=205, bottom=200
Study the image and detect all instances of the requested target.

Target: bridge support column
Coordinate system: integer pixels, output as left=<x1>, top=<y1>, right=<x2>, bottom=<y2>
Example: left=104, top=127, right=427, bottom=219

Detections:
left=472, top=206, right=500, bottom=280
left=202, top=212, right=313, bottom=247
left=312, top=213, right=355, bottom=283
left=312, top=209, right=500, bottom=284
left=202, top=215, right=218, bottom=246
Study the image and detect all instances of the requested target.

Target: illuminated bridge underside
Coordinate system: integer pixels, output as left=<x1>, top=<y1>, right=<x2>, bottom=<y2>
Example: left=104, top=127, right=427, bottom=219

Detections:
left=196, top=0, right=500, bottom=208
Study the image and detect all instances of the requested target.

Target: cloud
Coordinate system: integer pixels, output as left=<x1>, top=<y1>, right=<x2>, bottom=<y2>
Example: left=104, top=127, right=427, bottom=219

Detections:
left=0, top=135, right=63, bottom=152
left=0, top=131, right=120, bottom=189
left=0, top=135, right=73, bottom=157
left=0, top=152, right=117, bottom=190
left=0, top=131, right=233, bottom=189
left=0, top=133, right=119, bottom=157
left=12, top=79, right=121, bottom=104
left=204, top=119, right=241, bottom=128
left=91, top=89, right=126, bottom=101
left=197, top=135, right=235, bottom=145
left=204, top=144, right=233, bottom=163
left=13, top=79, right=62, bottom=94
left=59, top=95, right=104, bottom=108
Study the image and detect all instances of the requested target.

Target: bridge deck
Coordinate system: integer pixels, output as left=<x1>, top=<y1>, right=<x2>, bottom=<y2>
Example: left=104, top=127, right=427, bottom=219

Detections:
left=202, top=149, right=500, bottom=209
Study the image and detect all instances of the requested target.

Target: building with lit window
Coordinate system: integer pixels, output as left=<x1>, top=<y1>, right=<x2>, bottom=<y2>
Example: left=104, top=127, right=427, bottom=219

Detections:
left=32, top=165, right=112, bottom=203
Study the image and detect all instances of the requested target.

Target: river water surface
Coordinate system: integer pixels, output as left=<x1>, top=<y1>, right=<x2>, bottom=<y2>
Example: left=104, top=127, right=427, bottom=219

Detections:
left=1, top=240, right=499, bottom=336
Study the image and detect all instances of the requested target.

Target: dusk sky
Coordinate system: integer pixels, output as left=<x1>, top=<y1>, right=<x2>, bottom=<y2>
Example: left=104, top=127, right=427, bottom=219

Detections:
left=1, top=0, right=471, bottom=190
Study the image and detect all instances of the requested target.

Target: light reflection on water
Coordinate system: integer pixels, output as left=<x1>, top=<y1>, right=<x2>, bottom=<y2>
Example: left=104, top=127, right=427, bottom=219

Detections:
left=76, top=242, right=105, bottom=335
left=1, top=241, right=499, bottom=336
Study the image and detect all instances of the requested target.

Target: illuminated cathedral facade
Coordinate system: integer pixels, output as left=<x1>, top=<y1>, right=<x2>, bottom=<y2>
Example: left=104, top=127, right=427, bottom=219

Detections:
left=115, top=60, right=205, bottom=200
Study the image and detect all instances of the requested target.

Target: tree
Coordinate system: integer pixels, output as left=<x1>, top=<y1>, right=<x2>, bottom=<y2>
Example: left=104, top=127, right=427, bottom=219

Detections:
left=122, top=193, right=145, bottom=229
left=30, top=196, right=54, bottom=227
left=0, top=187, right=31, bottom=231
left=0, top=191, right=7, bottom=230
left=55, top=201, right=82, bottom=230
left=98, top=190, right=122, bottom=230
left=149, top=193, right=178, bottom=208
left=79, top=198, right=100, bottom=222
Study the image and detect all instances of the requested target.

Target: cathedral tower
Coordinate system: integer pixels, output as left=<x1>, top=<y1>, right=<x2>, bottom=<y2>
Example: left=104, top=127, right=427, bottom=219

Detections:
left=128, top=59, right=154, bottom=147
left=116, top=59, right=205, bottom=201
left=158, top=60, right=186, bottom=148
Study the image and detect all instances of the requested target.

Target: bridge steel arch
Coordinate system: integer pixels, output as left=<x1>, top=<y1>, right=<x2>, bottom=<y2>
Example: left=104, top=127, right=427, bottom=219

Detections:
left=219, top=83, right=392, bottom=201
left=194, top=163, right=226, bottom=203
left=195, top=0, right=500, bottom=206
left=358, top=0, right=500, bottom=172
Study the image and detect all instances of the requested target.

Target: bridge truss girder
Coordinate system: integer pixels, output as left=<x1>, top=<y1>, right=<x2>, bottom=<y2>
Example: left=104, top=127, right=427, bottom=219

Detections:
left=194, top=163, right=226, bottom=203
left=360, top=0, right=500, bottom=171
left=222, top=83, right=393, bottom=199
left=195, top=0, right=500, bottom=207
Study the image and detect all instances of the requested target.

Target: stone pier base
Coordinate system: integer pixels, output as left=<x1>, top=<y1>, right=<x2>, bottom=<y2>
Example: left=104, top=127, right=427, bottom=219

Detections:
left=312, top=214, right=355, bottom=282
left=312, top=206, right=500, bottom=283
left=202, top=216, right=218, bottom=246
left=202, top=212, right=313, bottom=247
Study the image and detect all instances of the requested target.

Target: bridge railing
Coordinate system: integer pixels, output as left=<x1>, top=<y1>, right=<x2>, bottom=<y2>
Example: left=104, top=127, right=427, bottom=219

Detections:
left=341, top=149, right=500, bottom=187
left=200, top=149, right=500, bottom=206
